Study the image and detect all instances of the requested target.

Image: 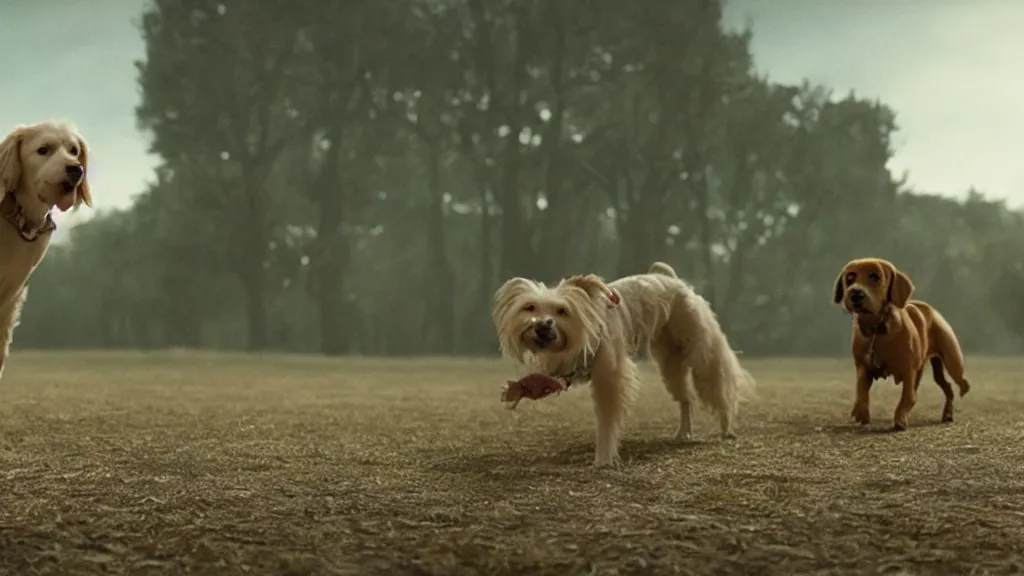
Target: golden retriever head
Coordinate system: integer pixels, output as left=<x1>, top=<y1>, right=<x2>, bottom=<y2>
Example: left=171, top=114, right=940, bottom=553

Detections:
left=0, top=121, right=93, bottom=218
left=832, top=258, right=915, bottom=316
left=492, top=273, right=620, bottom=373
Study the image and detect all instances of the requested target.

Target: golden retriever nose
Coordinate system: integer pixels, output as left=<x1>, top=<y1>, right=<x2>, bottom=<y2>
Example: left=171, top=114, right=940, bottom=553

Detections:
left=849, top=288, right=866, bottom=302
left=65, top=164, right=84, bottom=182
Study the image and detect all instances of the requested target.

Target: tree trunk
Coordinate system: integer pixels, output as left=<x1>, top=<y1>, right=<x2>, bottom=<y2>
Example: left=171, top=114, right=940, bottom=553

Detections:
left=425, top=140, right=456, bottom=354
left=238, top=169, right=269, bottom=351
left=240, top=256, right=268, bottom=351
left=497, top=5, right=532, bottom=281
left=312, top=143, right=352, bottom=357
left=538, top=2, right=570, bottom=281
left=317, top=267, right=349, bottom=355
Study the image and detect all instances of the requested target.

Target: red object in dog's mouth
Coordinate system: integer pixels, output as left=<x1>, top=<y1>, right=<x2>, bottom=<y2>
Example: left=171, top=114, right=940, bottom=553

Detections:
left=501, top=373, right=567, bottom=409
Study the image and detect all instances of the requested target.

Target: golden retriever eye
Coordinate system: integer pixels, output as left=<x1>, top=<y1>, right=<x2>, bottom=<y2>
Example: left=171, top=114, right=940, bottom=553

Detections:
left=556, top=307, right=569, bottom=317
left=868, top=273, right=881, bottom=283
left=36, top=146, right=49, bottom=156
left=523, top=304, right=535, bottom=312
left=69, top=146, right=79, bottom=156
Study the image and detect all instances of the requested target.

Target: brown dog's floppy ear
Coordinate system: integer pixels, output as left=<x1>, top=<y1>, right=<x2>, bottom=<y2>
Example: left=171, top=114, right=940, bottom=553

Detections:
left=832, top=272, right=845, bottom=305
left=0, top=127, right=25, bottom=194
left=74, top=134, right=93, bottom=210
left=885, top=263, right=915, bottom=308
left=561, top=274, right=620, bottom=308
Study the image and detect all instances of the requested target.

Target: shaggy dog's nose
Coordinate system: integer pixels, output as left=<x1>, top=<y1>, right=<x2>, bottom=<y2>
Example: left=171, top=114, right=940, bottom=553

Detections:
left=65, top=164, right=84, bottom=182
left=534, top=318, right=556, bottom=342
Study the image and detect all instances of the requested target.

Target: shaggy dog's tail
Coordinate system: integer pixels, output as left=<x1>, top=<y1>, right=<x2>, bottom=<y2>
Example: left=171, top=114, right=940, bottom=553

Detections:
left=680, top=291, right=756, bottom=435
left=649, top=261, right=677, bottom=278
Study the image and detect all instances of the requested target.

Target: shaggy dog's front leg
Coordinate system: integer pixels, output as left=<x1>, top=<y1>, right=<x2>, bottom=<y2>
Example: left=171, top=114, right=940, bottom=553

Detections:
left=590, top=360, right=639, bottom=467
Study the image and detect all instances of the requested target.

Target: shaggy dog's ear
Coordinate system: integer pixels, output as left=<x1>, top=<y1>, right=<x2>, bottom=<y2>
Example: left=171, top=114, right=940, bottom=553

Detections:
left=884, top=262, right=915, bottom=308
left=0, top=127, right=26, bottom=194
left=492, top=277, right=540, bottom=323
left=561, top=274, right=620, bottom=308
left=493, top=278, right=539, bottom=308
left=492, top=277, right=542, bottom=361
left=832, top=272, right=845, bottom=305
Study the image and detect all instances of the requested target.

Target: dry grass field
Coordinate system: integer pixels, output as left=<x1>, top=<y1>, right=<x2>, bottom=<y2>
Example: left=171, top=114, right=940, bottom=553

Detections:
left=0, top=351, right=1022, bottom=575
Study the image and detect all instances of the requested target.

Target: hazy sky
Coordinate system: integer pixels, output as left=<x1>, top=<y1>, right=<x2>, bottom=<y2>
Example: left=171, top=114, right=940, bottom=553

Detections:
left=2, top=0, right=1022, bottom=232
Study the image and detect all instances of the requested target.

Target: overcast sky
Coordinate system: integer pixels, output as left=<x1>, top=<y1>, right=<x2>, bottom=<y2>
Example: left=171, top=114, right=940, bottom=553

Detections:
left=2, top=0, right=1022, bottom=231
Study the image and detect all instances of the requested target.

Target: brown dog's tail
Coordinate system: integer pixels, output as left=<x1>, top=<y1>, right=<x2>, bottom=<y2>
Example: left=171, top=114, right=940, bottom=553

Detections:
left=649, top=261, right=678, bottom=278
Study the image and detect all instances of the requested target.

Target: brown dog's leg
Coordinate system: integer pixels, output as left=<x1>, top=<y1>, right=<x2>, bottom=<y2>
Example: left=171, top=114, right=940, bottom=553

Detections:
left=929, top=357, right=956, bottom=422
left=933, top=328, right=971, bottom=398
left=892, top=371, right=918, bottom=431
left=851, top=366, right=872, bottom=425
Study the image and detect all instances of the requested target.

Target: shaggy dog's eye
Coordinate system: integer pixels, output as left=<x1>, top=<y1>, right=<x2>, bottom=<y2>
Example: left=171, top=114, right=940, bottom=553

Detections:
left=556, top=307, right=569, bottom=317
left=69, top=146, right=79, bottom=156
left=36, top=146, right=49, bottom=156
left=868, top=273, right=881, bottom=283
left=523, top=304, right=535, bottom=312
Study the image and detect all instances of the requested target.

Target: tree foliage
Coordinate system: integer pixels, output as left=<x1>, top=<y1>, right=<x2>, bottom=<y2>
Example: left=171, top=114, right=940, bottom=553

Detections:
left=17, top=0, right=1024, bottom=356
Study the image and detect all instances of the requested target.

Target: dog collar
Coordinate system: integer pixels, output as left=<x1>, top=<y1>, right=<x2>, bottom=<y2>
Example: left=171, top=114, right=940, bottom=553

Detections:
left=607, top=288, right=621, bottom=307
left=0, top=193, right=56, bottom=242
left=857, top=307, right=891, bottom=337
left=555, top=351, right=596, bottom=389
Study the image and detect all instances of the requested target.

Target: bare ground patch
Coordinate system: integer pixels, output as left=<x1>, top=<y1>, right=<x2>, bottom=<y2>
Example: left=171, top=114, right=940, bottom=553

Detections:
left=1, top=351, right=1022, bottom=575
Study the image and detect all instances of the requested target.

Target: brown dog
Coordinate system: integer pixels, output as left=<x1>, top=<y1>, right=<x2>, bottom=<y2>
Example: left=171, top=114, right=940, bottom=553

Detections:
left=832, top=258, right=970, bottom=430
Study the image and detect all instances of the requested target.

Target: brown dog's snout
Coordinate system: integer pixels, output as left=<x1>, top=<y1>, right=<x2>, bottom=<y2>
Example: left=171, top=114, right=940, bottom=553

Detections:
left=848, top=288, right=866, bottom=304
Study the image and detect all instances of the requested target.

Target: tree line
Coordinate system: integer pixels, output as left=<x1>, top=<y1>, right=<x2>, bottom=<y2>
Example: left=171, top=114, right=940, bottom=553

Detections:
left=17, top=0, right=1024, bottom=357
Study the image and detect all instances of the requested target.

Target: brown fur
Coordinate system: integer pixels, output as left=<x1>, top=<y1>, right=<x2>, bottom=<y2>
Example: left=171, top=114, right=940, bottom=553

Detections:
left=832, top=258, right=971, bottom=430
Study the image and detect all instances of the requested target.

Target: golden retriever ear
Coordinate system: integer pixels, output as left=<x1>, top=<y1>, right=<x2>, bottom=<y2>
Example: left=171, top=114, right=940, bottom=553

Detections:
left=885, top=263, right=915, bottom=308
left=561, top=274, right=620, bottom=308
left=832, top=272, right=845, bottom=304
left=74, top=135, right=93, bottom=209
left=0, top=128, right=25, bottom=194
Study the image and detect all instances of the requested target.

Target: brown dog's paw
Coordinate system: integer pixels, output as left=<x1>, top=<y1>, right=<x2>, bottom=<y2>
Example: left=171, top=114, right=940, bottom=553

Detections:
left=941, top=407, right=954, bottom=423
left=892, top=421, right=908, bottom=432
left=851, top=403, right=871, bottom=425
left=957, top=380, right=971, bottom=398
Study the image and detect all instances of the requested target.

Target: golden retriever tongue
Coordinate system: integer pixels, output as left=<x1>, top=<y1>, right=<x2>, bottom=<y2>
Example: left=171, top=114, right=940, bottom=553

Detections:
left=56, top=195, right=75, bottom=212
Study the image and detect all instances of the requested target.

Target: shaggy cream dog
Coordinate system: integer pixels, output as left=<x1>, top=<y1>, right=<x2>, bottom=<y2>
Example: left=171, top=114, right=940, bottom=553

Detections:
left=0, top=121, right=92, bottom=381
left=492, top=261, right=755, bottom=467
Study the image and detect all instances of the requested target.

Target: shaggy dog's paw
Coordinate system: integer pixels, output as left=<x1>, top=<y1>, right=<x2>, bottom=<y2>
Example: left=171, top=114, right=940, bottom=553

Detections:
left=673, top=427, right=692, bottom=442
left=593, top=454, right=621, bottom=468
